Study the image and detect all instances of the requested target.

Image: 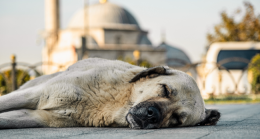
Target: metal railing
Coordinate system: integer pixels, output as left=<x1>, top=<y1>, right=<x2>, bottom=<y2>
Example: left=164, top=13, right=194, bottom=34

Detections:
left=0, top=55, right=67, bottom=95
left=1, top=56, right=259, bottom=98
left=168, top=57, right=260, bottom=99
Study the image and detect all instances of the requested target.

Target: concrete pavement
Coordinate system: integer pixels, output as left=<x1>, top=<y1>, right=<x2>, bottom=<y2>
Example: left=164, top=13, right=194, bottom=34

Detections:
left=0, top=104, right=259, bottom=139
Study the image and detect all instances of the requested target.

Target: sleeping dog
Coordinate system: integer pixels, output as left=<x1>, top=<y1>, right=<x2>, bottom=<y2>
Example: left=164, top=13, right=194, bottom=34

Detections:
left=0, top=58, right=220, bottom=129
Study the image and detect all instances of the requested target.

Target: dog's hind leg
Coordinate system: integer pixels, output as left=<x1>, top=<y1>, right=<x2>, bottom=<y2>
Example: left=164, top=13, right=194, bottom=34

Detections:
left=0, top=72, right=60, bottom=113
left=0, top=109, right=46, bottom=129
left=0, top=87, right=40, bottom=113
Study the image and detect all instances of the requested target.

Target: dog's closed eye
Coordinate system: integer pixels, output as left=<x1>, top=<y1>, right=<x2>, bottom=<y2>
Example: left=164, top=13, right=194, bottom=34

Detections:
left=161, top=84, right=171, bottom=98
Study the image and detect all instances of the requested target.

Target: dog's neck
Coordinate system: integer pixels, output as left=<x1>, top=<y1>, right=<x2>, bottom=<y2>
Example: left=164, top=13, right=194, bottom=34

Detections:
left=71, top=83, right=133, bottom=127
left=70, top=66, right=145, bottom=127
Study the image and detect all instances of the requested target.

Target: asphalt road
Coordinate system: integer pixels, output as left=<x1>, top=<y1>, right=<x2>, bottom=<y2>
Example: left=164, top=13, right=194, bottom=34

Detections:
left=0, top=104, right=259, bottom=139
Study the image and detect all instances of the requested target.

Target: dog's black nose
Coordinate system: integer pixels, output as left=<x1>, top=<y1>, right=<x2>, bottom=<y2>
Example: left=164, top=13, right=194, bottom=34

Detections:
left=128, top=102, right=162, bottom=129
left=147, top=107, right=160, bottom=123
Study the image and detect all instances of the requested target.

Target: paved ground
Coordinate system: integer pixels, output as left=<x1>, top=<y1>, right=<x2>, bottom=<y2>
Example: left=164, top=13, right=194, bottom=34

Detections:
left=0, top=104, right=259, bottom=139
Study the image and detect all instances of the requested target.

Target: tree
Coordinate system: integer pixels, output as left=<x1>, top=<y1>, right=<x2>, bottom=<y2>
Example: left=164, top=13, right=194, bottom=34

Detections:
left=117, top=56, right=153, bottom=68
left=248, top=54, right=260, bottom=94
left=207, top=2, right=260, bottom=45
left=0, top=69, right=30, bottom=96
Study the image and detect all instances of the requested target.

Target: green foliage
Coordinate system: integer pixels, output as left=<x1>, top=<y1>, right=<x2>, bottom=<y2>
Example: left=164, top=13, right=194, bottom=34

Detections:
left=117, top=56, right=153, bottom=68
left=0, top=69, right=30, bottom=96
left=138, top=60, right=153, bottom=68
left=248, top=54, right=260, bottom=94
left=207, top=2, right=260, bottom=45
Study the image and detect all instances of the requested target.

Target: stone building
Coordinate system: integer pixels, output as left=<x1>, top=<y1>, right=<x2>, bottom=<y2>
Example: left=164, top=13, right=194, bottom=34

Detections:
left=43, top=0, right=191, bottom=74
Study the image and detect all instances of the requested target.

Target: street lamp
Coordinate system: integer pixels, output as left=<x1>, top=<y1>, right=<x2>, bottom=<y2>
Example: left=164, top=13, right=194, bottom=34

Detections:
left=133, top=50, right=140, bottom=65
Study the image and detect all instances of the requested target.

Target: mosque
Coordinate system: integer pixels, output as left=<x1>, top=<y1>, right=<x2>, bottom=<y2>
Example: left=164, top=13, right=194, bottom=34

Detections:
left=43, top=0, right=191, bottom=74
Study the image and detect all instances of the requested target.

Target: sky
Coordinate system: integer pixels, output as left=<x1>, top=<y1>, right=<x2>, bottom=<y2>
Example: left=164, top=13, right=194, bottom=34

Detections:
left=0, top=0, right=260, bottom=65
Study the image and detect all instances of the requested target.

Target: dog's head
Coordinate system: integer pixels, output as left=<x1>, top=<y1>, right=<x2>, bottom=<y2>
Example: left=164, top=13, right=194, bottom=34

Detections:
left=126, top=66, right=220, bottom=129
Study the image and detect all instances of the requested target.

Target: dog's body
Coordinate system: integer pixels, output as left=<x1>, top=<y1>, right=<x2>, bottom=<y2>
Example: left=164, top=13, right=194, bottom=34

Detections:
left=0, top=58, right=220, bottom=129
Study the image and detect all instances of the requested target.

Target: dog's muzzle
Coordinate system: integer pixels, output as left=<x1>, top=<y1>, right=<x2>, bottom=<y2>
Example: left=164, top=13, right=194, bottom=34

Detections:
left=126, top=102, right=162, bottom=129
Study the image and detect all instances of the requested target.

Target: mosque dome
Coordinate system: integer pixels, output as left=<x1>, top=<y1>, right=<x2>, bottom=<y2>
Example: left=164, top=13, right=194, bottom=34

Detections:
left=68, top=2, right=140, bottom=29
left=158, top=42, right=191, bottom=67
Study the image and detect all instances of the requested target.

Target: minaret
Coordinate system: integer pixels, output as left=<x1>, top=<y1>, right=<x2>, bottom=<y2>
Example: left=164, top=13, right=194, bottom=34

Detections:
left=45, top=0, right=60, bottom=55
left=161, top=29, right=166, bottom=44
left=45, top=0, right=60, bottom=34
left=43, top=0, right=60, bottom=73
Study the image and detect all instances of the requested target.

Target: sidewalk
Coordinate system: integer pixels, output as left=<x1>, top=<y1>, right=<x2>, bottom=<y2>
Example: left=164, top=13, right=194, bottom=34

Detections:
left=0, top=104, right=259, bottom=139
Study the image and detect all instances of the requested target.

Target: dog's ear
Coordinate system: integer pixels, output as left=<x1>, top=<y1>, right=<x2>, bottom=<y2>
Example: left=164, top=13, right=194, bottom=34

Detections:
left=129, top=66, right=169, bottom=83
left=198, top=109, right=221, bottom=126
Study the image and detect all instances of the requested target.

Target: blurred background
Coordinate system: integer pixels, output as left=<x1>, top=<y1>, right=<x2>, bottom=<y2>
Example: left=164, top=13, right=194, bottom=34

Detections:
left=0, top=0, right=260, bottom=103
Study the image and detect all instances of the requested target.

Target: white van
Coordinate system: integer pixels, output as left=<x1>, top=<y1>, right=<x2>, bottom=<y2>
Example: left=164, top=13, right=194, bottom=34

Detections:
left=202, top=42, right=260, bottom=97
